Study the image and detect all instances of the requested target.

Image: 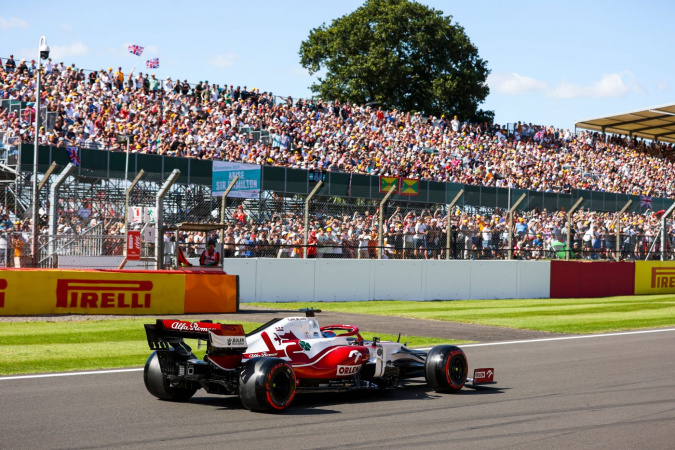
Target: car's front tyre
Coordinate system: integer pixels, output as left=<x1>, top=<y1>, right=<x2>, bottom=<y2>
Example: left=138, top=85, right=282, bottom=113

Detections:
left=424, top=345, right=468, bottom=393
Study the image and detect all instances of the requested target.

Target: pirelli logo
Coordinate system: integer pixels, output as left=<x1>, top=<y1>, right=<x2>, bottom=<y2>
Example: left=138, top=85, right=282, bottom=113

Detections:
left=0, top=279, right=6, bottom=308
left=56, top=279, right=153, bottom=309
left=650, top=268, right=675, bottom=289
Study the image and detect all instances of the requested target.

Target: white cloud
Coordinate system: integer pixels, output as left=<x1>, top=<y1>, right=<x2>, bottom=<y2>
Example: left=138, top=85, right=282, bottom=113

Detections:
left=489, top=71, right=644, bottom=99
left=59, top=23, right=73, bottom=31
left=547, top=72, right=638, bottom=99
left=49, top=42, right=89, bottom=61
left=209, top=52, right=238, bottom=68
left=657, top=80, right=668, bottom=91
left=488, top=72, right=548, bottom=95
left=0, top=16, right=27, bottom=29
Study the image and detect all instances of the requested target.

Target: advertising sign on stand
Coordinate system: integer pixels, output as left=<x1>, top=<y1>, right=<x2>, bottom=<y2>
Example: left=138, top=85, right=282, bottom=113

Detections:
left=212, top=162, right=261, bottom=198
left=127, top=231, right=141, bottom=260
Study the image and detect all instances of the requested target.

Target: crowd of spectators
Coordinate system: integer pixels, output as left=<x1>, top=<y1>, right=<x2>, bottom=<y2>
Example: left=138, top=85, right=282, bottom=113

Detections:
left=169, top=204, right=675, bottom=261
left=2, top=54, right=675, bottom=201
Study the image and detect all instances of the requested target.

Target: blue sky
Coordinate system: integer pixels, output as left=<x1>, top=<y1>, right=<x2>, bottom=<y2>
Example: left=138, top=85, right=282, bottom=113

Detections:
left=2, top=0, right=673, bottom=130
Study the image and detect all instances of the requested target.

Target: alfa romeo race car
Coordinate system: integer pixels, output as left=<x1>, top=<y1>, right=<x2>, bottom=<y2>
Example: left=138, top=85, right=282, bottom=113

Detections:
left=143, top=310, right=495, bottom=412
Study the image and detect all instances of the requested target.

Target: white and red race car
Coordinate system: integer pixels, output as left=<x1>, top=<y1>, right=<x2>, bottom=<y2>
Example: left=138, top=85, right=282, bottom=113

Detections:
left=143, top=310, right=495, bottom=412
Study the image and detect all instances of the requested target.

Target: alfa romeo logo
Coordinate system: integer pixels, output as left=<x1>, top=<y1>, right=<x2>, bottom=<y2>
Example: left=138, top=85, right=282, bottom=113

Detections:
left=299, top=341, right=311, bottom=351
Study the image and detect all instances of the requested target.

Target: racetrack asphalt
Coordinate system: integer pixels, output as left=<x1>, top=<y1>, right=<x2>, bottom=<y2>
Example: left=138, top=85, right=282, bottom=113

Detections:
left=1, top=311, right=674, bottom=449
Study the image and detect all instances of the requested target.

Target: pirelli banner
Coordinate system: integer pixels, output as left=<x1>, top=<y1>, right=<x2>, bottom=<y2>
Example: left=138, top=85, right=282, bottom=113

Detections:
left=0, top=269, right=238, bottom=316
left=634, top=261, right=675, bottom=295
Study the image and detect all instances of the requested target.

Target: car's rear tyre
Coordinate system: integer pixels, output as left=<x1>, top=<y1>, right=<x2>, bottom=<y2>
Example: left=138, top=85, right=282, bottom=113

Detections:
left=144, top=351, right=198, bottom=402
left=239, top=357, right=296, bottom=412
left=425, top=345, right=468, bottom=393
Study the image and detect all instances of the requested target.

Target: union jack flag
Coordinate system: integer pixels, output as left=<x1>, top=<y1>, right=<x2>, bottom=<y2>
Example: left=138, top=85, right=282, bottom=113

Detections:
left=641, top=195, right=652, bottom=209
left=146, top=58, right=159, bottom=69
left=128, top=45, right=144, bottom=56
left=66, top=147, right=80, bottom=166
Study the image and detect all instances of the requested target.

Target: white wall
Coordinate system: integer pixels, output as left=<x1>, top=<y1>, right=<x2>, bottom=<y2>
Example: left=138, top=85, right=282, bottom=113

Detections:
left=58, top=256, right=156, bottom=270
left=221, top=259, right=551, bottom=302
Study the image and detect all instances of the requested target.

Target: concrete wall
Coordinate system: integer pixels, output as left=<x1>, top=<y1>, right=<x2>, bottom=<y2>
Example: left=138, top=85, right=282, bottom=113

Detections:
left=58, top=256, right=156, bottom=270
left=221, top=259, right=551, bottom=302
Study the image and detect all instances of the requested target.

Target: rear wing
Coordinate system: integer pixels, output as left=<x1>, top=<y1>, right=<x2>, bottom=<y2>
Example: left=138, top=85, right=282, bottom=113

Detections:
left=144, top=319, right=245, bottom=351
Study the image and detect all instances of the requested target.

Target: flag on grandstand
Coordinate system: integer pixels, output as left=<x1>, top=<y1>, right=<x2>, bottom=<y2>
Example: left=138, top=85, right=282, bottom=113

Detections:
left=146, top=58, right=159, bottom=69
left=128, top=45, right=144, bottom=56
left=379, top=176, right=398, bottom=193
left=399, top=178, right=420, bottom=196
left=534, top=129, right=545, bottom=141
left=66, top=147, right=80, bottom=166
left=177, top=246, right=193, bottom=267
left=641, top=195, right=652, bottom=209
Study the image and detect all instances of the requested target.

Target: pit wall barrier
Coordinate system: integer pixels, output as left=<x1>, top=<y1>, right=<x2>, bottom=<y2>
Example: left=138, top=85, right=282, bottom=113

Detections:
left=0, top=269, right=238, bottom=315
left=221, top=259, right=552, bottom=302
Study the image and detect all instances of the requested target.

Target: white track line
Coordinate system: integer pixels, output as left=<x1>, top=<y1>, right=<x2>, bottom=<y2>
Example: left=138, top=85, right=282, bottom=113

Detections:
left=2, top=328, right=675, bottom=381
left=0, top=368, right=143, bottom=381
left=415, top=327, right=675, bottom=351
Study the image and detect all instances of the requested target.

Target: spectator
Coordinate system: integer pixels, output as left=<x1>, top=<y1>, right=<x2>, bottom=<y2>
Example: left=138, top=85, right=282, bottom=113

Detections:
left=4, top=55, right=16, bottom=72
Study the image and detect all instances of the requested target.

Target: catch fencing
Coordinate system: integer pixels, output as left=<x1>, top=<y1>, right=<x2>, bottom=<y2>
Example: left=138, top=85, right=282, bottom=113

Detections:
left=2, top=144, right=675, bottom=268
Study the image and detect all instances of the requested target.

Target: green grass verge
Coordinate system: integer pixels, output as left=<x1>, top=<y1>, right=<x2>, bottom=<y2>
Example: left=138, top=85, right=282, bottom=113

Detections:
left=249, top=294, right=675, bottom=334
left=0, top=319, right=464, bottom=376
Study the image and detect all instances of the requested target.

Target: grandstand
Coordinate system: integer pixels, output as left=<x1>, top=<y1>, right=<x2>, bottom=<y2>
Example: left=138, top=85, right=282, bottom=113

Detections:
left=1, top=55, right=675, bottom=268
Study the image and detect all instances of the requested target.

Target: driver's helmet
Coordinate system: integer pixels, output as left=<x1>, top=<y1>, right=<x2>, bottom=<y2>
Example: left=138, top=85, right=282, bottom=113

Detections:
left=322, top=330, right=336, bottom=338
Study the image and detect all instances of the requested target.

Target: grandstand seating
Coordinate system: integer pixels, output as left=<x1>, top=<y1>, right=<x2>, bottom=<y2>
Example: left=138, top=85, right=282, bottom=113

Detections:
left=1, top=56, right=674, bottom=263
left=2, top=57, right=674, bottom=199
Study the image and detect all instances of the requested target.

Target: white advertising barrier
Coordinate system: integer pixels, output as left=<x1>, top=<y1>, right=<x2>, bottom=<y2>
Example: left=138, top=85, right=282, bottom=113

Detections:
left=371, top=260, right=424, bottom=300
left=222, top=258, right=258, bottom=301
left=516, top=260, right=552, bottom=299
left=314, top=259, right=372, bottom=301
left=424, top=261, right=472, bottom=300
left=256, top=258, right=315, bottom=302
left=58, top=256, right=156, bottom=270
left=470, top=260, right=519, bottom=299
left=222, top=259, right=551, bottom=302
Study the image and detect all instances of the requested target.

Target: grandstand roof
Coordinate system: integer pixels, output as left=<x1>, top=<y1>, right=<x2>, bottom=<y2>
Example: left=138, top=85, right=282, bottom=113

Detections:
left=575, top=104, right=675, bottom=144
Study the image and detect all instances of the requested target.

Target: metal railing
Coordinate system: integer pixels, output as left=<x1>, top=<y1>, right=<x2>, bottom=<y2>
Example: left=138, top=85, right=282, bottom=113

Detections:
left=168, top=232, right=675, bottom=262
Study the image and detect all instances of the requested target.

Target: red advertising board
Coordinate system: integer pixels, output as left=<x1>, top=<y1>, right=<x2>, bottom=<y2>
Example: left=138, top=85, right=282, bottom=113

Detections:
left=550, top=261, right=635, bottom=298
left=126, top=231, right=141, bottom=260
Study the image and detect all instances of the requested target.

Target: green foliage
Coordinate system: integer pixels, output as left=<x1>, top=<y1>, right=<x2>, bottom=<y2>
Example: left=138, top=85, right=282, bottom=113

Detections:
left=251, top=295, right=675, bottom=334
left=299, top=0, right=492, bottom=121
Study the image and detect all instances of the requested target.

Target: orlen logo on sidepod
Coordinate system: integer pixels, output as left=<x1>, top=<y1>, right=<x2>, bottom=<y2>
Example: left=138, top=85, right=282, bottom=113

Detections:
left=0, top=279, right=6, bottom=308
left=56, top=279, right=153, bottom=309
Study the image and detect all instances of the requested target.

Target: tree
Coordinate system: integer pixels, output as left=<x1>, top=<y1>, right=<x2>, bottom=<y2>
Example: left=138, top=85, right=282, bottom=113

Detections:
left=299, top=0, right=492, bottom=122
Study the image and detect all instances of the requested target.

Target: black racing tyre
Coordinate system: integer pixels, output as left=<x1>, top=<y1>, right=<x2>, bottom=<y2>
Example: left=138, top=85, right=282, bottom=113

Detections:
left=239, top=358, right=296, bottom=412
left=144, top=351, right=198, bottom=402
left=424, top=345, right=468, bottom=393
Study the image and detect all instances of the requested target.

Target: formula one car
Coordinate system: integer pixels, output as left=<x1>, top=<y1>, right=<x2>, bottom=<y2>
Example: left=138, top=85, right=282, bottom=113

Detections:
left=143, top=310, right=495, bottom=412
